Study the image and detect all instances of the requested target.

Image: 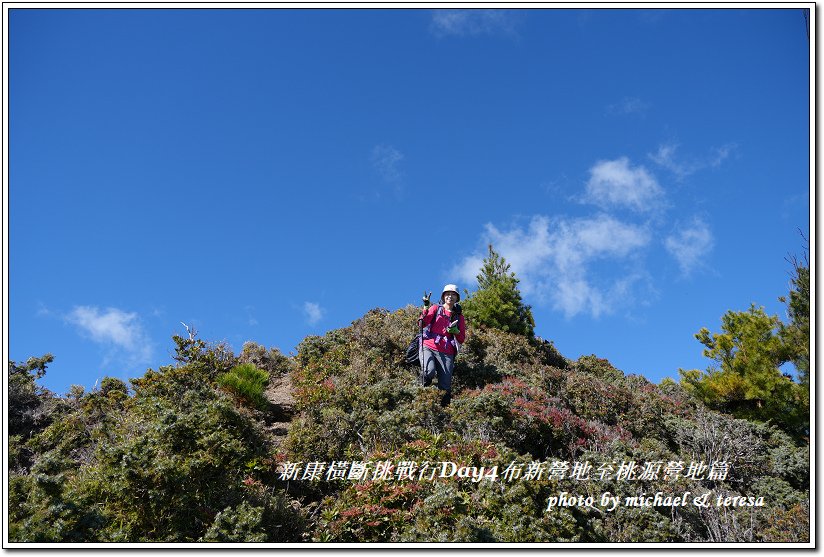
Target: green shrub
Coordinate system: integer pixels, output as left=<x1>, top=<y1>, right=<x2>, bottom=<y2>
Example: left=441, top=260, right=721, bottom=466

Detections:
left=9, top=339, right=306, bottom=543
left=664, top=413, right=771, bottom=484
left=238, top=342, right=293, bottom=378
left=560, top=370, right=632, bottom=427
left=758, top=502, right=810, bottom=542
left=594, top=505, right=681, bottom=542
left=453, top=326, right=561, bottom=392
left=766, top=432, right=809, bottom=490
left=574, top=355, right=625, bottom=383
left=449, top=377, right=627, bottom=460
left=202, top=501, right=267, bottom=542
left=8, top=354, right=68, bottom=441
left=217, top=363, right=270, bottom=410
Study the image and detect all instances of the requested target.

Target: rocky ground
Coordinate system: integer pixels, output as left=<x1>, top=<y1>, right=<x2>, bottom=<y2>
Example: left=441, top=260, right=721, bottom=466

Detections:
left=263, top=374, right=296, bottom=449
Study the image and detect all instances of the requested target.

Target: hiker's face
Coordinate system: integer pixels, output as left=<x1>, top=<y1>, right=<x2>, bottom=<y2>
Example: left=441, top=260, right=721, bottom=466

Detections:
left=443, top=292, right=458, bottom=304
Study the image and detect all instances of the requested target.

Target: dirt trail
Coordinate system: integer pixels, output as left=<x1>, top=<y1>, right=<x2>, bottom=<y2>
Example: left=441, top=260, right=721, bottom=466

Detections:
left=264, top=374, right=296, bottom=448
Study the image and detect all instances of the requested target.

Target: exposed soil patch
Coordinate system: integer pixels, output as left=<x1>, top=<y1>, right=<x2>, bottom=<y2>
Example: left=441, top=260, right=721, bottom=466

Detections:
left=264, top=374, right=296, bottom=448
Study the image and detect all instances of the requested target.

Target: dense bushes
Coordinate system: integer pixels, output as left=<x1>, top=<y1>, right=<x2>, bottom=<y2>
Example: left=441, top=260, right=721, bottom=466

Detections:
left=311, top=437, right=586, bottom=543
left=276, top=307, right=808, bottom=543
left=8, top=347, right=305, bottom=543
left=8, top=302, right=809, bottom=543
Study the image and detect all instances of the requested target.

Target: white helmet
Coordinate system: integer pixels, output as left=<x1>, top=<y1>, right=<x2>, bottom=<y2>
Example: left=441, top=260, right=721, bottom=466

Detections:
left=441, top=284, right=460, bottom=303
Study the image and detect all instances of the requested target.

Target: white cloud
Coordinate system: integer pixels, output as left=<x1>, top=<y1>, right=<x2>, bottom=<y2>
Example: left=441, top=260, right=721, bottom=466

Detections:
left=710, top=143, right=736, bottom=167
left=607, top=96, right=650, bottom=116
left=649, top=144, right=699, bottom=179
left=371, top=144, right=404, bottom=184
left=454, top=216, right=553, bottom=287
left=430, top=9, right=518, bottom=38
left=303, top=302, right=324, bottom=325
left=664, top=217, right=714, bottom=275
left=583, top=157, right=665, bottom=213
left=65, top=306, right=152, bottom=365
left=649, top=143, right=736, bottom=179
left=454, top=149, right=719, bottom=320
left=67, top=306, right=141, bottom=349
left=246, top=306, right=258, bottom=326
left=453, top=214, right=651, bottom=318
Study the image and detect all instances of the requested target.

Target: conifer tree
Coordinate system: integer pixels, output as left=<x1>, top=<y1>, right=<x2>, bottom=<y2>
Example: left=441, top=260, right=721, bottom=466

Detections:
left=461, top=244, right=535, bottom=337
left=779, top=249, right=810, bottom=387
left=680, top=305, right=808, bottom=440
left=679, top=246, right=811, bottom=440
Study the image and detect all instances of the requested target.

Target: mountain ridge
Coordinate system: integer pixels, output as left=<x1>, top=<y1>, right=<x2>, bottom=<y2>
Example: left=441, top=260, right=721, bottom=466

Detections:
left=7, top=304, right=810, bottom=543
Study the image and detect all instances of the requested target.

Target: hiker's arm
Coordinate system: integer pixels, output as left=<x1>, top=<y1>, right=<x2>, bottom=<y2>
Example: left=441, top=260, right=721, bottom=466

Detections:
left=419, top=305, right=433, bottom=326
left=456, top=315, right=466, bottom=344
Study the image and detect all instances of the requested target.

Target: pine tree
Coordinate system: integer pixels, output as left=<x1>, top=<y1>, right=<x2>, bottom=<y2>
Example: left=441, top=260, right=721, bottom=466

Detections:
left=461, top=245, right=535, bottom=337
left=679, top=303, right=808, bottom=439
left=679, top=243, right=811, bottom=441
left=779, top=249, right=810, bottom=387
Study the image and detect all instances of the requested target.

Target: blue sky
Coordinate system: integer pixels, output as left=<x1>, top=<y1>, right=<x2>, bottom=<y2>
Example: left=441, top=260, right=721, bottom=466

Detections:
left=9, top=7, right=812, bottom=395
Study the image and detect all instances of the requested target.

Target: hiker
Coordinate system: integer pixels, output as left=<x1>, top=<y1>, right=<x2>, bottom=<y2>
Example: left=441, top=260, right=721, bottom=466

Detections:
left=419, top=284, right=466, bottom=406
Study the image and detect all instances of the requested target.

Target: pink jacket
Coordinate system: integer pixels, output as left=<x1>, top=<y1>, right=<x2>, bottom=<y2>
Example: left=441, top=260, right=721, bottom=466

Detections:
left=420, top=304, right=466, bottom=356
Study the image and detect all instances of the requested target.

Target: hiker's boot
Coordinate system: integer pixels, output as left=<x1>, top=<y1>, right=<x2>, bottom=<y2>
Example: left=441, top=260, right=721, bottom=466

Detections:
left=440, top=390, right=452, bottom=407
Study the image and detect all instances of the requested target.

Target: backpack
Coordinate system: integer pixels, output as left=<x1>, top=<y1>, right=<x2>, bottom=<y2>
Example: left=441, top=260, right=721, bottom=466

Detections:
left=404, top=305, right=445, bottom=368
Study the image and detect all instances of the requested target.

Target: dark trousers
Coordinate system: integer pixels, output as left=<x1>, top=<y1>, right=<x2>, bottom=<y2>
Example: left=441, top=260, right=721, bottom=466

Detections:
left=420, top=345, right=454, bottom=405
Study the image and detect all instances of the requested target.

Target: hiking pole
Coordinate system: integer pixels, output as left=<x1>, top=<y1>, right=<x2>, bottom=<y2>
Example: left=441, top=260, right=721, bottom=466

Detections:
left=420, top=291, right=431, bottom=385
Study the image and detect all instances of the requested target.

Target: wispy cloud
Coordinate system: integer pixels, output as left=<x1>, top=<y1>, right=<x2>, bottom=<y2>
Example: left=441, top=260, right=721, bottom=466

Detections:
left=65, top=306, right=152, bottom=367
left=456, top=148, right=718, bottom=320
left=582, top=157, right=665, bottom=213
left=649, top=143, right=736, bottom=180
left=781, top=192, right=808, bottom=221
left=649, top=144, right=699, bottom=179
left=245, top=305, right=258, bottom=326
left=606, top=96, right=651, bottom=116
left=710, top=144, right=736, bottom=167
left=303, top=302, right=324, bottom=325
left=664, top=217, right=714, bottom=276
left=371, top=144, right=405, bottom=192
left=430, top=9, right=518, bottom=38
left=453, top=214, right=651, bottom=318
